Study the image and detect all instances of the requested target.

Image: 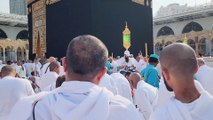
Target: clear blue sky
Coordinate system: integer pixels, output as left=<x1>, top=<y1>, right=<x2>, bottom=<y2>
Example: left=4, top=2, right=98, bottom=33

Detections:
left=0, top=0, right=211, bottom=15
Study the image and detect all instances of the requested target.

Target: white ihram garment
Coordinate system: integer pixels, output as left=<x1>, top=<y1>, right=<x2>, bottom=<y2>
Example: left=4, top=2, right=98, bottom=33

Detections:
left=134, top=80, right=158, bottom=120
left=156, top=78, right=204, bottom=108
left=37, top=71, right=59, bottom=91
left=110, top=73, right=133, bottom=102
left=0, top=76, right=34, bottom=119
left=195, top=65, right=213, bottom=96
left=99, top=73, right=118, bottom=95
left=150, top=91, right=213, bottom=120
left=9, top=81, right=141, bottom=120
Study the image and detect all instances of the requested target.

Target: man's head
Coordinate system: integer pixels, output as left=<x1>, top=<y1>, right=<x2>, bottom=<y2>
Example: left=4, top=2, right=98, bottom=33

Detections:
left=49, top=62, right=60, bottom=74
left=197, top=58, right=205, bottom=67
left=7, top=60, right=12, bottom=65
left=1, top=65, right=16, bottom=78
left=198, top=53, right=203, bottom=58
left=129, top=72, right=141, bottom=89
left=17, top=60, right=22, bottom=66
left=124, top=50, right=130, bottom=63
left=136, top=56, right=141, bottom=62
left=149, top=54, right=159, bottom=67
left=48, top=57, right=56, bottom=63
left=160, top=43, right=198, bottom=91
left=56, top=75, right=66, bottom=88
left=109, top=57, right=113, bottom=63
left=63, top=35, right=108, bottom=84
left=34, top=58, right=40, bottom=63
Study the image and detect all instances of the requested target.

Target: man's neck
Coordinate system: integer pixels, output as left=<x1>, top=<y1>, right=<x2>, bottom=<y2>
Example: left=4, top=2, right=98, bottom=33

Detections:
left=67, top=74, right=97, bottom=84
left=174, top=84, right=201, bottom=103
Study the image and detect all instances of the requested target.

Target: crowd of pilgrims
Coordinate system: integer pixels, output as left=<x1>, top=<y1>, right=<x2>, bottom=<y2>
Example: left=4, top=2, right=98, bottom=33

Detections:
left=0, top=35, right=213, bottom=120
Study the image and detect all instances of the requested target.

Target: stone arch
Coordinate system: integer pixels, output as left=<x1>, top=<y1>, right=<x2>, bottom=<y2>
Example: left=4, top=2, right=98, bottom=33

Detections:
left=157, top=26, right=174, bottom=37
left=182, top=22, right=203, bottom=34
left=0, top=29, right=7, bottom=39
left=16, top=30, right=29, bottom=40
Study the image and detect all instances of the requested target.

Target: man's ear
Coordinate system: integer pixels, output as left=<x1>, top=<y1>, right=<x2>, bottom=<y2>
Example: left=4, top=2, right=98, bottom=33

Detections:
left=62, top=57, right=67, bottom=72
left=162, top=68, right=170, bottom=82
left=97, top=67, right=106, bottom=82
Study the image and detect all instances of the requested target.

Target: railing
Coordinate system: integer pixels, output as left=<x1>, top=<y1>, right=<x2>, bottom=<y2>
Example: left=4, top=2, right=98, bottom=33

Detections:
left=154, top=4, right=213, bottom=22
left=0, top=12, right=27, bottom=24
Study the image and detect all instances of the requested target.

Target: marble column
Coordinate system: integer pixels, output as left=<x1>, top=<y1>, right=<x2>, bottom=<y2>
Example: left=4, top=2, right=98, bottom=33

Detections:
left=14, top=50, right=17, bottom=61
left=21, top=49, right=25, bottom=61
left=26, top=50, right=29, bottom=60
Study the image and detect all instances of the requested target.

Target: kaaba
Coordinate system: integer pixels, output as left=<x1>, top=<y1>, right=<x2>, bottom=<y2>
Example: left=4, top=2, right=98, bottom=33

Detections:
left=27, top=0, right=153, bottom=59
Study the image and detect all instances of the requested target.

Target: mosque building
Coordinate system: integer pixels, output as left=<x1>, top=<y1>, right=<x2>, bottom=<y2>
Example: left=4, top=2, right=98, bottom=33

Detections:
left=0, top=13, right=29, bottom=62
left=154, top=1, right=213, bottom=57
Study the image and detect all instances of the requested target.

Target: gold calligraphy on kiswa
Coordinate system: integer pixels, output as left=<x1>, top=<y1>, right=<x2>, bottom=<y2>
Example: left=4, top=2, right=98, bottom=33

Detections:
left=132, top=0, right=152, bottom=8
left=27, top=0, right=61, bottom=5
left=32, top=0, right=46, bottom=56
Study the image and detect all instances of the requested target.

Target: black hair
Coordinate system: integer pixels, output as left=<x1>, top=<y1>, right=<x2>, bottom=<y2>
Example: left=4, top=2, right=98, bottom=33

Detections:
left=56, top=75, right=66, bottom=88
left=149, top=57, right=159, bottom=63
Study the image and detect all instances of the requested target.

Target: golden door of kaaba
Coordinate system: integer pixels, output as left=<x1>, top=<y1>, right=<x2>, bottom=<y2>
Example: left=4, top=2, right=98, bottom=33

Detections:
left=30, top=0, right=47, bottom=58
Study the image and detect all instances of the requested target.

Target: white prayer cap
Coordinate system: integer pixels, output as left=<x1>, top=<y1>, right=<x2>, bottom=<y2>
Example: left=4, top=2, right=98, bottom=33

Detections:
left=124, top=50, right=131, bottom=56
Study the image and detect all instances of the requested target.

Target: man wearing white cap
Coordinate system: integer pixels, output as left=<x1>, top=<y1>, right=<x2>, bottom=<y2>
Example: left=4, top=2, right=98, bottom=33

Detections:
left=116, top=50, right=137, bottom=70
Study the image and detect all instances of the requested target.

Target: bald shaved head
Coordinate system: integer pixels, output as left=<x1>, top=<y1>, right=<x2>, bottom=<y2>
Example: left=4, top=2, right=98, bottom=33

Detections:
left=160, top=43, right=201, bottom=103
left=129, top=72, right=141, bottom=89
left=66, top=35, right=108, bottom=80
left=1, top=65, right=16, bottom=78
left=160, top=43, right=197, bottom=77
left=48, top=57, right=56, bottom=63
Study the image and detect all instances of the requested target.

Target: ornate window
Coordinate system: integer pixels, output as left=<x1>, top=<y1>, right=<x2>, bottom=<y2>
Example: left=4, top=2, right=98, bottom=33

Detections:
left=182, top=22, right=203, bottom=34
left=0, top=29, right=7, bottom=39
left=157, top=26, right=174, bottom=37
left=16, top=30, right=29, bottom=40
